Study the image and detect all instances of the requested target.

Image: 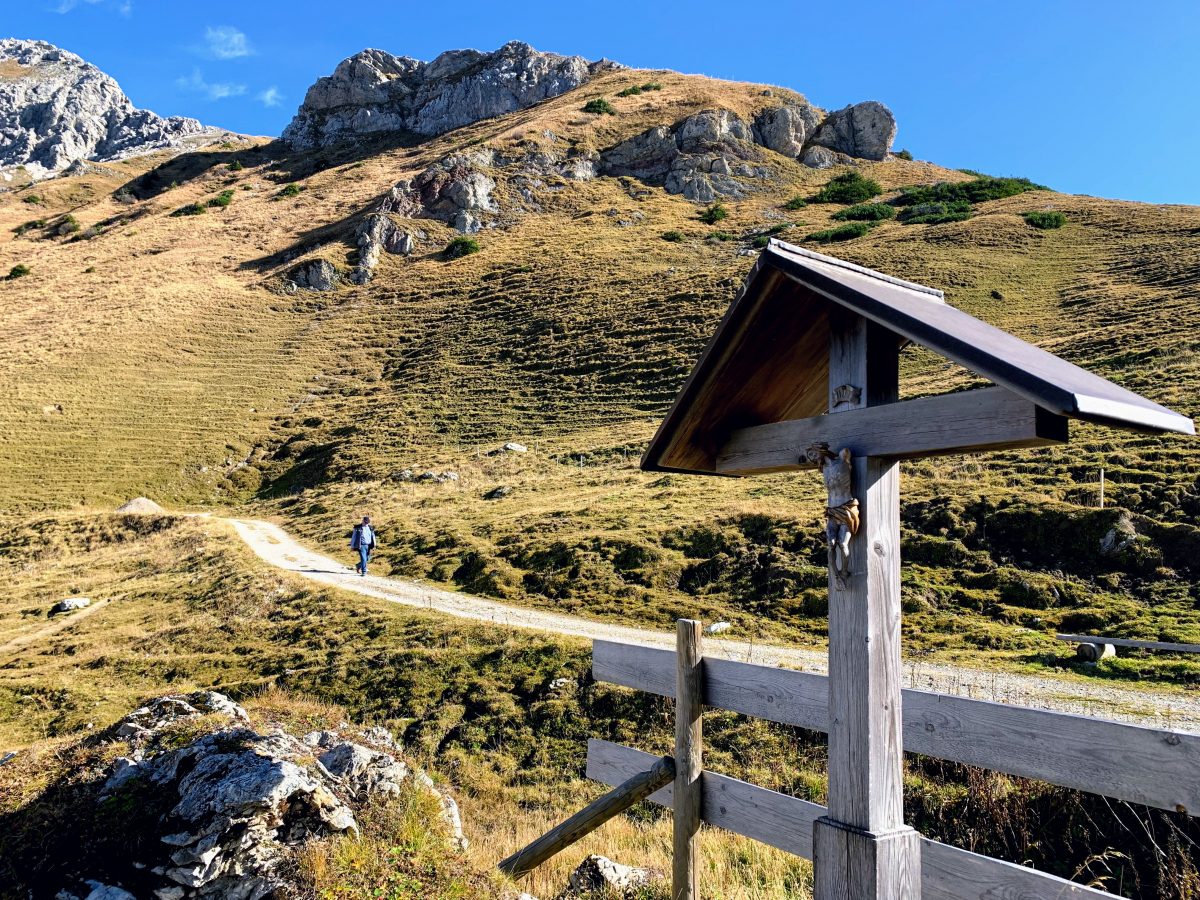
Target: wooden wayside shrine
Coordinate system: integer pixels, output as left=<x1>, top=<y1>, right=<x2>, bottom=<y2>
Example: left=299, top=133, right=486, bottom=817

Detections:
left=500, top=241, right=1195, bottom=900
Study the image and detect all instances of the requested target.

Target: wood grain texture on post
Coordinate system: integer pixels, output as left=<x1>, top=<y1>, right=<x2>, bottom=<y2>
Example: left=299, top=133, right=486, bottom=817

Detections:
left=674, top=619, right=703, bottom=900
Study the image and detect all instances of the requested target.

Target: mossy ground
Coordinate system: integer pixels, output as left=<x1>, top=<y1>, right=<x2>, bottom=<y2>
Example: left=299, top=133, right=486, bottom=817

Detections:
left=1, top=515, right=1197, bottom=898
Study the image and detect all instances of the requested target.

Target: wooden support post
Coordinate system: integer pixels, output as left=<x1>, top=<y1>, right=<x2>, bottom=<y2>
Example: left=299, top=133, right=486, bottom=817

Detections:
left=674, top=619, right=703, bottom=900
left=498, top=754, right=676, bottom=878
left=813, top=310, right=921, bottom=900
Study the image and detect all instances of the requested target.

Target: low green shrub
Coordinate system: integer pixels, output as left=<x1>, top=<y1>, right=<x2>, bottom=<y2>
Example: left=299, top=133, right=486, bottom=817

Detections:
left=897, top=176, right=1047, bottom=207
left=444, top=236, right=480, bottom=259
left=21, top=194, right=40, bottom=204
left=782, top=196, right=808, bottom=210
left=7, top=264, right=30, bottom=280
left=227, top=160, right=244, bottom=172
left=12, top=219, right=44, bottom=236
left=208, top=189, right=235, bottom=208
left=700, top=202, right=729, bottom=225
left=707, top=231, right=734, bottom=242
left=170, top=203, right=207, bottom=218
left=616, top=85, right=642, bottom=97
left=806, top=221, right=875, bottom=243
left=895, top=149, right=913, bottom=161
left=832, top=202, right=895, bottom=222
left=897, top=200, right=972, bottom=225
left=811, top=172, right=882, bottom=204
left=661, top=230, right=685, bottom=242
left=56, top=215, right=80, bottom=236
left=1024, top=210, right=1067, bottom=229
left=277, top=183, right=304, bottom=198
left=582, top=98, right=616, bottom=115
left=641, top=81, right=663, bottom=91
left=752, top=234, right=771, bottom=248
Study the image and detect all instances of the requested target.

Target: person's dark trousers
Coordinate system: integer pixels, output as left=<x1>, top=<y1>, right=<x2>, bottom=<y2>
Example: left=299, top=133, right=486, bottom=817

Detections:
left=359, top=545, right=370, bottom=576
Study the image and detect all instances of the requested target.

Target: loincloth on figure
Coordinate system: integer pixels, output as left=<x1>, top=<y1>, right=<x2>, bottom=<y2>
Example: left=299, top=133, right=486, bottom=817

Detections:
left=824, top=498, right=860, bottom=536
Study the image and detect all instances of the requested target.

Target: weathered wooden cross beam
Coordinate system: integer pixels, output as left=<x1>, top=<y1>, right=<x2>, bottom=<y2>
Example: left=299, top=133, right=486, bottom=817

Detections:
left=716, top=385, right=1068, bottom=476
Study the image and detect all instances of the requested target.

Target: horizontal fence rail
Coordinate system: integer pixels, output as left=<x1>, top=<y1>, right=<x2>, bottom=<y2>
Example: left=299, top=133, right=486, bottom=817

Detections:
left=588, top=740, right=1117, bottom=900
left=1057, top=633, right=1200, bottom=655
left=593, top=640, right=1200, bottom=814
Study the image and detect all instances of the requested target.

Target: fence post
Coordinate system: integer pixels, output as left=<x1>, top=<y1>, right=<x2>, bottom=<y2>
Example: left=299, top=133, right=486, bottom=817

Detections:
left=674, top=619, right=703, bottom=900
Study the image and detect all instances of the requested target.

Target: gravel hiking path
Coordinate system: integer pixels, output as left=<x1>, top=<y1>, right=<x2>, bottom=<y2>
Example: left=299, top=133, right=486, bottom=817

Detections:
left=227, top=517, right=1200, bottom=730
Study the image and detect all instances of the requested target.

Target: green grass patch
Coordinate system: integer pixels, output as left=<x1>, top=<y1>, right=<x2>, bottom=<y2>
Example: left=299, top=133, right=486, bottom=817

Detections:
left=7, top=264, right=30, bottom=280
left=21, top=195, right=40, bottom=204
left=277, top=183, right=305, bottom=198
left=811, top=172, right=882, bottom=204
left=782, top=196, right=808, bottom=211
left=170, top=202, right=206, bottom=218
left=897, top=176, right=1047, bottom=207
left=208, top=190, right=236, bottom=209
left=806, top=221, right=876, bottom=243
left=707, top=231, right=734, bottom=242
left=661, top=230, right=685, bottom=242
left=227, top=160, right=244, bottom=172
left=700, top=202, right=729, bottom=225
left=1024, top=210, right=1067, bottom=230
left=443, top=236, right=480, bottom=259
left=832, top=202, right=895, bottom=222
left=56, top=215, right=80, bottom=236
left=582, top=98, right=616, bottom=115
left=897, top=200, right=973, bottom=225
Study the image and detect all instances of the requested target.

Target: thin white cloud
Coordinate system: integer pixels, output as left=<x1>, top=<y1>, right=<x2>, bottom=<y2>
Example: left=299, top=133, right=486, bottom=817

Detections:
left=176, top=69, right=247, bottom=101
left=257, top=86, right=283, bottom=108
left=54, top=0, right=129, bottom=13
left=202, top=26, right=253, bottom=60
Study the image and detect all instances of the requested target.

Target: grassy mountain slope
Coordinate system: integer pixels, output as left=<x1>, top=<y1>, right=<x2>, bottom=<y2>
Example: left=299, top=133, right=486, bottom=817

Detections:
left=1, top=66, right=1198, bottom=678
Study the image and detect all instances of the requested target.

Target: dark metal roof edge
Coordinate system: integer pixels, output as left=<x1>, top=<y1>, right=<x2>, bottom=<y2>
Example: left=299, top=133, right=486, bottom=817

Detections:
left=765, top=240, right=946, bottom=300
left=763, top=251, right=1195, bottom=436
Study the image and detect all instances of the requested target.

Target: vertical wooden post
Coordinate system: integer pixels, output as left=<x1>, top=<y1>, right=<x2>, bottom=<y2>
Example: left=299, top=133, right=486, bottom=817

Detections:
left=674, top=619, right=703, bottom=900
left=813, top=311, right=921, bottom=900
left=1099, top=466, right=1105, bottom=509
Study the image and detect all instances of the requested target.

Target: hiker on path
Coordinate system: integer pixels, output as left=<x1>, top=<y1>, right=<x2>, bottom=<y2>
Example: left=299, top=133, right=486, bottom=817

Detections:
left=350, top=515, right=377, bottom=576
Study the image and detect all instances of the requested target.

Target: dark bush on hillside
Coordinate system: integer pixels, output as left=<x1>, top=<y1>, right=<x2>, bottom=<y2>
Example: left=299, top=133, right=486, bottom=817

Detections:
left=208, top=190, right=235, bottom=208
left=227, top=160, right=244, bottom=172
left=811, top=172, right=882, bottom=204
left=616, top=85, right=642, bottom=97
left=806, top=221, right=875, bottom=243
left=13, top=219, right=45, bottom=236
left=700, top=202, right=728, bottom=225
left=56, top=215, right=80, bottom=236
left=782, top=196, right=807, bottom=210
left=661, top=230, right=685, bottom=242
left=895, top=148, right=913, bottom=161
left=170, top=202, right=206, bottom=218
left=444, top=236, right=480, bottom=259
left=277, top=183, right=304, bottom=198
left=7, top=264, right=30, bottom=280
left=897, top=200, right=972, bottom=225
left=832, top=202, right=895, bottom=222
left=643, top=81, right=663, bottom=90
left=1024, top=210, right=1067, bottom=230
left=22, top=194, right=39, bottom=204
left=582, top=98, right=616, bottom=115
left=897, top=176, right=1047, bottom=207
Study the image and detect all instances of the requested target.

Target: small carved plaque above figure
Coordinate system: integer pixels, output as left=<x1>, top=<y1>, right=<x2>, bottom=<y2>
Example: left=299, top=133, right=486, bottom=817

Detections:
left=805, top=442, right=859, bottom=589
left=830, top=383, right=862, bottom=409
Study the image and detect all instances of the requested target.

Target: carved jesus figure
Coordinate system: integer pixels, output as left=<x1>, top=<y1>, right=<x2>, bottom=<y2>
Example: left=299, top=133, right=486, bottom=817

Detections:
left=805, top=443, right=860, bottom=588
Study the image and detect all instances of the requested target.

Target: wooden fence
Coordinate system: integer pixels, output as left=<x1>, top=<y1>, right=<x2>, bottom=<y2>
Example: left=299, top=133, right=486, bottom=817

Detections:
left=501, top=625, right=1200, bottom=898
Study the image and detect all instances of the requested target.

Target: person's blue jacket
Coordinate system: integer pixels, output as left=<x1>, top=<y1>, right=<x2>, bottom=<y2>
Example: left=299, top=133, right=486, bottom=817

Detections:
left=350, top=523, right=376, bottom=550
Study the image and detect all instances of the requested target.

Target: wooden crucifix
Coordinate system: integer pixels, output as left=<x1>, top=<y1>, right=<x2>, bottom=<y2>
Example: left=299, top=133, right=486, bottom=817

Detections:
left=640, top=241, right=1193, bottom=900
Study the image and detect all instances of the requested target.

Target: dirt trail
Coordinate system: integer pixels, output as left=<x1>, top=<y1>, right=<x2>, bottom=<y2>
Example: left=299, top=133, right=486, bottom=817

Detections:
left=226, top=517, right=1200, bottom=730
left=0, top=599, right=110, bottom=656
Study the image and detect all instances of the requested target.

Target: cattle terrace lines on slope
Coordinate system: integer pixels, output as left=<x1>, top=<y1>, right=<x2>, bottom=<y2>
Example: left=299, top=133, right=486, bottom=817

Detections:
left=227, top=516, right=1200, bottom=730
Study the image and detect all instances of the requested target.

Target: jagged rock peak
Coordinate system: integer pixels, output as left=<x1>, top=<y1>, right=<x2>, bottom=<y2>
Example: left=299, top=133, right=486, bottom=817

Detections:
left=283, top=40, right=618, bottom=150
left=0, top=38, right=214, bottom=180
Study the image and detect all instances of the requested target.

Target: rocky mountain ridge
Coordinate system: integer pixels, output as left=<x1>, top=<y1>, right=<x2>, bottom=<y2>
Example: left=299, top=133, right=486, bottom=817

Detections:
left=0, top=39, right=216, bottom=181
left=283, top=40, right=617, bottom=150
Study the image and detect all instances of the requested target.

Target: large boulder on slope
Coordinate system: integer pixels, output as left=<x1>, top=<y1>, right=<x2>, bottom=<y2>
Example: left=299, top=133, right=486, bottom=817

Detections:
left=808, top=100, right=896, bottom=161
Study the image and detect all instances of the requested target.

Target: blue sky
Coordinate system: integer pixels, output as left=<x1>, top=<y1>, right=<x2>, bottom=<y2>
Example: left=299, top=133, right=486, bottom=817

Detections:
left=7, top=0, right=1200, bottom=204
